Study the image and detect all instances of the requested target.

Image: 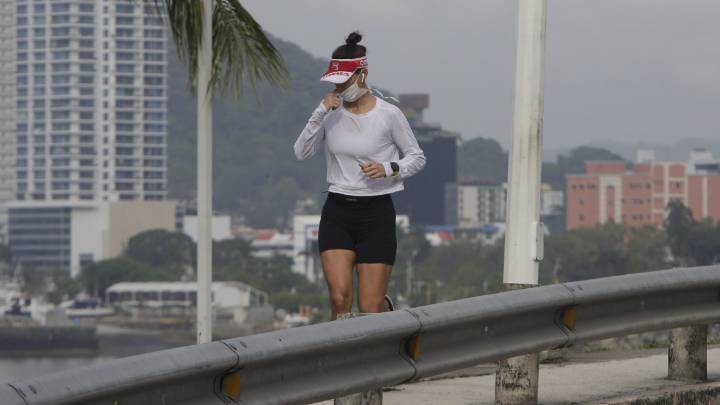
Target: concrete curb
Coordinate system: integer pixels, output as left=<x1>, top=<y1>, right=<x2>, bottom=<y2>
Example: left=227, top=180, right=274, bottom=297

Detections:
left=587, top=380, right=720, bottom=404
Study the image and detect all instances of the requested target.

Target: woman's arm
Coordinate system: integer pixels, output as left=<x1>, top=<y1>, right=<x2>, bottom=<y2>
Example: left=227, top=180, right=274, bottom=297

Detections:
left=293, top=102, right=329, bottom=161
left=382, top=108, right=427, bottom=178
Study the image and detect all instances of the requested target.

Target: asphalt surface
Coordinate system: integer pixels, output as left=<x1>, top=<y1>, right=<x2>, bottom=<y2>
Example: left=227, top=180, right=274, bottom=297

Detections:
left=315, top=345, right=720, bottom=404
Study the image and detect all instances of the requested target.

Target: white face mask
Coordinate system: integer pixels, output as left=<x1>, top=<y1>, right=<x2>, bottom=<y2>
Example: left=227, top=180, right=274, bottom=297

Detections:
left=339, top=73, right=368, bottom=102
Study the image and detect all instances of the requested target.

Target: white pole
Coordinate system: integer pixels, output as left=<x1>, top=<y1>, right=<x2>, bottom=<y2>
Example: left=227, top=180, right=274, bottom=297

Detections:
left=496, top=1, right=547, bottom=402
left=503, top=0, right=547, bottom=286
left=196, top=0, right=214, bottom=344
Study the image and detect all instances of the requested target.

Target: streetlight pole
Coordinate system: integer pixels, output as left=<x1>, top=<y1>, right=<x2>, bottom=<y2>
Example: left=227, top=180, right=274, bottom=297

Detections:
left=496, top=0, right=547, bottom=403
left=196, top=0, right=214, bottom=345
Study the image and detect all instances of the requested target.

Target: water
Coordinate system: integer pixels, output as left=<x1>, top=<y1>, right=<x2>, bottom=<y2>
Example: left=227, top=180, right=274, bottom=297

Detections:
left=0, top=325, right=189, bottom=384
left=0, top=356, right=111, bottom=383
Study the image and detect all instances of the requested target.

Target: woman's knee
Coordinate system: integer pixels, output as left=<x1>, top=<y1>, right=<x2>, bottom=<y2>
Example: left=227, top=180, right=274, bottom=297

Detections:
left=329, top=292, right=352, bottom=311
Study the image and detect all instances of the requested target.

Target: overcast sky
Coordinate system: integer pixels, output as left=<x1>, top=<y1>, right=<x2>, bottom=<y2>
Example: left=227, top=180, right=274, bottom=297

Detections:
left=242, top=0, right=720, bottom=150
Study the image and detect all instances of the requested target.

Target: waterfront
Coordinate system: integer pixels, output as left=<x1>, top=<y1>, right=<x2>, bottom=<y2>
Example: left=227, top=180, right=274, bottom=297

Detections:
left=0, top=325, right=189, bottom=384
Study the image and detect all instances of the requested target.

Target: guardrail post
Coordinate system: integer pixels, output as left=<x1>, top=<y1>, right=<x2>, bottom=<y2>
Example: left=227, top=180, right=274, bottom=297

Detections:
left=334, top=313, right=383, bottom=405
left=668, top=325, right=708, bottom=381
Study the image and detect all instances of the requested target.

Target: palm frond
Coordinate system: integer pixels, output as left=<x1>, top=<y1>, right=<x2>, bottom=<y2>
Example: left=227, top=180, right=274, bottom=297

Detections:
left=152, top=0, right=289, bottom=96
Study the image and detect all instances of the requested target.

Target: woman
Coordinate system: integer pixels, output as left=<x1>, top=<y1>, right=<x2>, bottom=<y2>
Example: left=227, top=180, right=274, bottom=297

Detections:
left=294, top=32, right=426, bottom=319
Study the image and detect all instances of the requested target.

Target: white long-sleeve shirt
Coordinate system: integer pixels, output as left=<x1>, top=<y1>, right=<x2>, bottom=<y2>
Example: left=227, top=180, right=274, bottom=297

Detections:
left=294, top=97, right=426, bottom=196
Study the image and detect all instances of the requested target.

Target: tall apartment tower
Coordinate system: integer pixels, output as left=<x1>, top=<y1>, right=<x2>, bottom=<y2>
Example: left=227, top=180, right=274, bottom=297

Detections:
left=10, top=0, right=167, bottom=204
left=0, top=0, right=16, bottom=240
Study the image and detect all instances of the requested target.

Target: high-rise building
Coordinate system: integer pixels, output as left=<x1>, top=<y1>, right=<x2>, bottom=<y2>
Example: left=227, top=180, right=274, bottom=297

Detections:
left=566, top=151, right=720, bottom=230
left=3, top=1, right=169, bottom=273
left=393, top=94, right=458, bottom=226
left=8, top=0, right=167, bottom=204
left=0, top=0, right=16, bottom=240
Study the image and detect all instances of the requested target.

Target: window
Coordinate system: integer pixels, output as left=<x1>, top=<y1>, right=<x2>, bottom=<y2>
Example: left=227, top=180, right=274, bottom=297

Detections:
left=144, top=29, right=163, bottom=38
left=144, top=100, right=163, bottom=109
left=52, top=63, right=70, bottom=72
left=144, top=77, right=163, bottom=86
left=143, top=124, right=165, bottom=132
left=79, top=63, right=95, bottom=72
left=144, top=53, right=163, bottom=62
left=143, top=41, right=163, bottom=50
left=117, top=88, right=135, bottom=97
left=51, top=15, right=71, bottom=24
left=52, top=27, right=70, bottom=36
left=117, top=40, right=135, bottom=49
left=144, top=112, right=164, bottom=121
left=116, top=28, right=134, bottom=38
left=52, top=75, right=70, bottom=85
left=144, top=64, right=164, bottom=74
left=116, top=63, right=134, bottom=73
left=117, top=76, right=134, bottom=85
left=117, top=100, right=135, bottom=108
left=51, top=111, right=70, bottom=119
left=116, top=4, right=135, bottom=13
left=116, top=52, right=135, bottom=61
left=117, top=112, right=135, bottom=120
left=116, top=123, right=135, bottom=132
left=51, top=3, right=70, bottom=12
left=52, top=87, right=70, bottom=96
left=52, top=51, right=70, bottom=60
left=116, top=16, right=135, bottom=25
left=143, top=88, right=163, bottom=97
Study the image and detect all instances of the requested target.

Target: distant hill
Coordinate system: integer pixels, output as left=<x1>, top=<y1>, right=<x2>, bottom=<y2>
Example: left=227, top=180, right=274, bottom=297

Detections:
left=458, top=140, right=625, bottom=190
left=167, top=35, right=331, bottom=227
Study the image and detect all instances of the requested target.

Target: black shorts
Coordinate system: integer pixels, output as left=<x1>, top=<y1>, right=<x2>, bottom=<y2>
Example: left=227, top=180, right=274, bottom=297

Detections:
left=318, top=192, right=397, bottom=265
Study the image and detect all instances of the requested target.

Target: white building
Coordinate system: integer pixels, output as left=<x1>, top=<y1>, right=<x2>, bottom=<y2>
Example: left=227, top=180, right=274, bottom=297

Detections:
left=688, top=148, right=720, bottom=174
left=8, top=200, right=176, bottom=277
left=457, top=181, right=507, bottom=228
left=181, top=215, right=233, bottom=242
left=106, top=281, right=268, bottom=323
left=540, top=184, right=564, bottom=216
left=292, top=214, right=410, bottom=282
left=3, top=0, right=168, bottom=207
left=250, top=229, right=293, bottom=259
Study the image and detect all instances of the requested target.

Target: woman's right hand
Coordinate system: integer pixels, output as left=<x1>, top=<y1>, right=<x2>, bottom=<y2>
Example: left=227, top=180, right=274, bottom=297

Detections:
left=322, top=92, right=341, bottom=110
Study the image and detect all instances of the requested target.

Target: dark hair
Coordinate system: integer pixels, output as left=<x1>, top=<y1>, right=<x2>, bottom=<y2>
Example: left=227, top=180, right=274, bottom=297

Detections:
left=331, top=31, right=366, bottom=60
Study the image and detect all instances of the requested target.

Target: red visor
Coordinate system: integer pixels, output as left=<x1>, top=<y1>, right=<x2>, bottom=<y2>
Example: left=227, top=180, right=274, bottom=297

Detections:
left=320, top=57, right=368, bottom=84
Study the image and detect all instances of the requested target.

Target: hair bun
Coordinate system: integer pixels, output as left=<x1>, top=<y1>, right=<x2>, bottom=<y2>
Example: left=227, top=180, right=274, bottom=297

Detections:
left=345, top=31, right=362, bottom=46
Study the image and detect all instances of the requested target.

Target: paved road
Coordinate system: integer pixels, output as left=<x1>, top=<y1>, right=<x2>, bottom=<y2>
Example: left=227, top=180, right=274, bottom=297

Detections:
left=316, top=346, right=720, bottom=404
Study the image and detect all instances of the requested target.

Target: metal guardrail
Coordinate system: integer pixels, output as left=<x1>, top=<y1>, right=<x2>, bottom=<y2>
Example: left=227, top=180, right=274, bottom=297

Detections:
left=2, top=266, right=719, bottom=405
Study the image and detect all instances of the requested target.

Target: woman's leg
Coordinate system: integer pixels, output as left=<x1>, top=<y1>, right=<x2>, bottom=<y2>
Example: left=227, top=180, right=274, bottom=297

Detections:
left=321, top=249, right=356, bottom=320
left=356, top=263, right=392, bottom=313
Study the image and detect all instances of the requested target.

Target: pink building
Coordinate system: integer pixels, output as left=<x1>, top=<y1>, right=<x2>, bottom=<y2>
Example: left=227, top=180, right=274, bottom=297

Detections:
left=567, top=153, right=720, bottom=230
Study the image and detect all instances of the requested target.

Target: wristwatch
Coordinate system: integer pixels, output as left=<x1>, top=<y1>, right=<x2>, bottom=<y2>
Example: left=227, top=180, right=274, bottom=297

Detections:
left=390, top=162, right=400, bottom=177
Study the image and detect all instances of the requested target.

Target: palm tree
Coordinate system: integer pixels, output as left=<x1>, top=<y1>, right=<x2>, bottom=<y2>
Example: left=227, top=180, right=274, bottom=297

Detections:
left=155, top=0, right=287, bottom=94
left=152, top=0, right=288, bottom=343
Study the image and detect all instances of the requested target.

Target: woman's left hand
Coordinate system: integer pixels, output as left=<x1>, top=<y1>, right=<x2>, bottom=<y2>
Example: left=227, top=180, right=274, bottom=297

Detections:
left=359, top=161, right=386, bottom=179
